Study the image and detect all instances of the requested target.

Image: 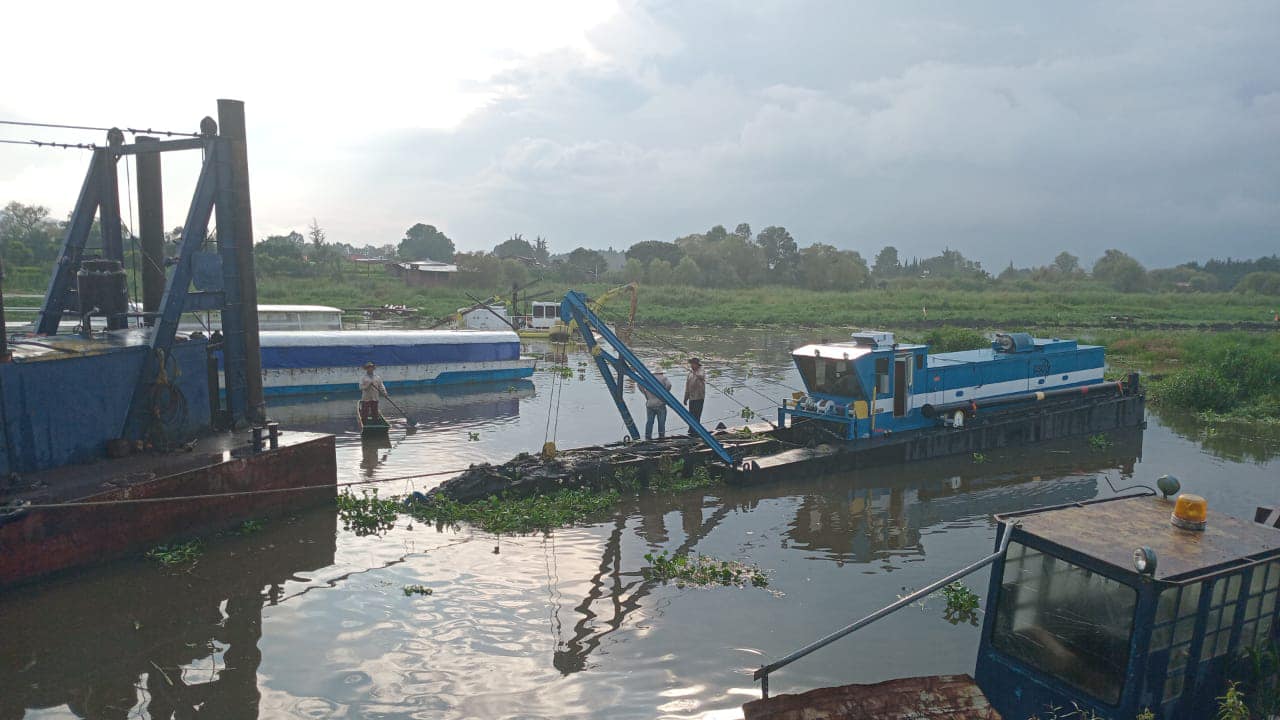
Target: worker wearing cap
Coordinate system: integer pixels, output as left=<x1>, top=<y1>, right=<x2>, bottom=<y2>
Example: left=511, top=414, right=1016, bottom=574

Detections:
left=638, top=369, right=673, bottom=440
left=360, top=361, right=388, bottom=421
left=684, top=357, right=706, bottom=434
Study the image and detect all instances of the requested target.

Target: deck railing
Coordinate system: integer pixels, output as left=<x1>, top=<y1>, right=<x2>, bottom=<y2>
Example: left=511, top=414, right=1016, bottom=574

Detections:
left=753, top=522, right=1017, bottom=699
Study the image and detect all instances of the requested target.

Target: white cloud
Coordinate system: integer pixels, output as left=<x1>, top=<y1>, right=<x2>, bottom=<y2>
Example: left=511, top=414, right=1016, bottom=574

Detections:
left=2, top=0, right=1277, bottom=267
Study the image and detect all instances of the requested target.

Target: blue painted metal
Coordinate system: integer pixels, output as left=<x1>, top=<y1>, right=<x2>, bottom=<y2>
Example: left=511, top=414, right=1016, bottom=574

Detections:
left=122, top=143, right=218, bottom=439
left=780, top=334, right=1106, bottom=440
left=559, top=290, right=735, bottom=465
left=37, top=151, right=104, bottom=334
left=975, top=497, right=1280, bottom=719
left=0, top=338, right=210, bottom=476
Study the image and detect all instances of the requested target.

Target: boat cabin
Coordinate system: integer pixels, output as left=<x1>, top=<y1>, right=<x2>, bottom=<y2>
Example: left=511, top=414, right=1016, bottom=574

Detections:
left=525, top=301, right=562, bottom=331
left=779, top=331, right=1105, bottom=440
left=977, top=494, right=1280, bottom=719
left=177, top=304, right=344, bottom=333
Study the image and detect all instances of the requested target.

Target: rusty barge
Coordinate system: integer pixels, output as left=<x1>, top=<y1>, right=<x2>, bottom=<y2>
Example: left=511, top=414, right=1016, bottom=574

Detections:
left=0, top=100, right=336, bottom=589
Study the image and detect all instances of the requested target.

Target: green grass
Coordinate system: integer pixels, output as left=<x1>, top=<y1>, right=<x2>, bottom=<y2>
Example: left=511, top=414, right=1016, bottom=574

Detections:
left=336, top=489, right=400, bottom=536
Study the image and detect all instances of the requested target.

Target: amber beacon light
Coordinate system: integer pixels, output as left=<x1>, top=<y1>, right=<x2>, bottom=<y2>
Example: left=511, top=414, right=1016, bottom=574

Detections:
left=1171, top=493, right=1208, bottom=531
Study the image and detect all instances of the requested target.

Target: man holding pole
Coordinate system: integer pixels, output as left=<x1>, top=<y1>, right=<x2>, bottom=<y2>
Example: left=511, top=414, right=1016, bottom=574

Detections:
left=359, top=361, right=388, bottom=422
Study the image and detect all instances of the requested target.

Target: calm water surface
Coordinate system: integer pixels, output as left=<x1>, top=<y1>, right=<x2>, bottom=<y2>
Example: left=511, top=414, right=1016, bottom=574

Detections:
left=2, top=328, right=1277, bottom=719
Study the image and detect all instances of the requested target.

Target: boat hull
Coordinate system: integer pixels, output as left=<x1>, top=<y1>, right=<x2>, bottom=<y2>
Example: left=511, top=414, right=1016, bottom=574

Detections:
left=260, top=359, right=536, bottom=396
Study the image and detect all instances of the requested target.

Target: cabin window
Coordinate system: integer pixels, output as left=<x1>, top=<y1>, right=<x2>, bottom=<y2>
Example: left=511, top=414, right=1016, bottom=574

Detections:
left=795, top=357, right=860, bottom=397
left=992, top=541, right=1137, bottom=705
left=1237, top=560, right=1280, bottom=655
left=915, top=354, right=925, bottom=370
left=1153, top=581, right=1205, bottom=703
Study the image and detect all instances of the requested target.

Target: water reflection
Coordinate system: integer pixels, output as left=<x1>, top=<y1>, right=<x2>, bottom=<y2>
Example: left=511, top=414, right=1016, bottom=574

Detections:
left=265, top=381, right=536, bottom=435
left=1151, top=406, right=1280, bottom=464
left=0, top=512, right=336, bottom=719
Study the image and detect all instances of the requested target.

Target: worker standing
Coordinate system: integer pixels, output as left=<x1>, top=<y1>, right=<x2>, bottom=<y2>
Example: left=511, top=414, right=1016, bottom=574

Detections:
left=638, top=369, right=673, bottom=440
left=359, top=361, right=388, bottom=422
left=684, top=357, right=706, bottom=435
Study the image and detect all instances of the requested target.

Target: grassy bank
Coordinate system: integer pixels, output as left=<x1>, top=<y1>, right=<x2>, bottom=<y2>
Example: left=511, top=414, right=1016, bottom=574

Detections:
left=250, top=277, right=1278, bottom=330
left=7, top=269, right=1274, bottom=329
left=1101, top=331, right=1280, bottom=423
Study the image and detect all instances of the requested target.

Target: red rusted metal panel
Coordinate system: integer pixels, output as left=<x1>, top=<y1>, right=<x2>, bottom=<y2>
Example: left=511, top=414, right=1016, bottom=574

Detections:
left=0, top=431, right=336, bottom=588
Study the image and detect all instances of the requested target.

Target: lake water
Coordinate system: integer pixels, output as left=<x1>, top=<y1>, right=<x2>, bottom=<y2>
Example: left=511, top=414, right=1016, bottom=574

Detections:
left=2, top=328, right=1277, bottom=719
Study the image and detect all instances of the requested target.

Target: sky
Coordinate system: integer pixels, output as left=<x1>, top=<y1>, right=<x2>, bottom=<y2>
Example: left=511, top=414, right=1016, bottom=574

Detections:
left=1, top=0, right=1276, bottom=270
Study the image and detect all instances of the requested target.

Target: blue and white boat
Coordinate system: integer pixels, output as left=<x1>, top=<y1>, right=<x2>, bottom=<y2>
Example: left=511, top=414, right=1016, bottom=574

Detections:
left=257, top=329, right=535, bottom=396
left=779, top=331, right=1108, bottom=439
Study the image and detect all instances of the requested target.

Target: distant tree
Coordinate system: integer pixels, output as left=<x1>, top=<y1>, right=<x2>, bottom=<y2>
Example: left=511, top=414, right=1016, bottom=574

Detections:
left=623, top=257, right=645, bottom=283
left=626, top=240, right=684, bottom=268
left=1092, top=249, right=1147, bottom=292
left=797, top=244, right=870, bottom=291
left=1052, top=251, right=1082, bottom=277
left=733, top=223, right=752, bottom=241
left=0, top=201, right=60, bottom=265
left=564, top=247, right=607, bottom=280
left=258, top=231, right=307, bottom=260
left=493, top=234, right=535, bottom=260
left=3, top=239, right=32, bottom=265
left=671, top=256, right=701, bottom=285
left=918, top=248, right=987, bottom=280
left=398, top=223, right=455, bottom=262
left=755, top=226, right=798, bottom=273
left=1234, top=271, right=1280, bottom=295
left=723, top=234, right=768, bottom=285
left=533, top=236, right=551, bottom=265
left=644, top=258, right=671, bottom=284
left=872, top=246, right=901, bottom=277
left=705, top=224, right=729, bottom=243
left=308, top=218, right=327, bottom=248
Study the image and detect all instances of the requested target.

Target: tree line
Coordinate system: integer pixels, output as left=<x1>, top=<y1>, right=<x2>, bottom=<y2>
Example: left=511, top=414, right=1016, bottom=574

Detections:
left=4, top=200, right=1279, bottom=296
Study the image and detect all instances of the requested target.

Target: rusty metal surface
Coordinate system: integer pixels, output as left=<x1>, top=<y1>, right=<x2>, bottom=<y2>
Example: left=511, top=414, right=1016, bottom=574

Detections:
left=1000, top=495, right=1280, bottom=581
left=742, top=674, right=1001, bottom=720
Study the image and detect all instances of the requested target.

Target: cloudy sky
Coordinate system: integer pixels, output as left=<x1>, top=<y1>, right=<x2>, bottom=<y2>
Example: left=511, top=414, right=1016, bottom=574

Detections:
left=1, top=0, right=1276, bottom=269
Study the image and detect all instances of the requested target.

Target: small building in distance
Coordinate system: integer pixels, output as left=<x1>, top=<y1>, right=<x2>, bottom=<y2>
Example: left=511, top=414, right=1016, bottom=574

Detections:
left=391, top=260, right=458, bottom=288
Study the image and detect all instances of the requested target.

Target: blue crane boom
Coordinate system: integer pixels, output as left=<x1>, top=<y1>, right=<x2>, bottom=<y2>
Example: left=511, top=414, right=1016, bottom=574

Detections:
left=559, top=290, right=736, bottom=465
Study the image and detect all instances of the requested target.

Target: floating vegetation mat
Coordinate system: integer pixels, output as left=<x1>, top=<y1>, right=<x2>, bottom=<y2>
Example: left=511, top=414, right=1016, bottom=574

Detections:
left=642, top=550, right=769, bottom=590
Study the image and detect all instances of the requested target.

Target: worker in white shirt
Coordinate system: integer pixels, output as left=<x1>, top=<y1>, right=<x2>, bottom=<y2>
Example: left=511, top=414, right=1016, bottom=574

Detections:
left=359, top=361, right=388, bottom=421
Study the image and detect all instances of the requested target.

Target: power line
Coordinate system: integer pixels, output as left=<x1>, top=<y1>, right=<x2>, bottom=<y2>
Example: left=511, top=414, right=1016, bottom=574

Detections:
left=0, top=138, right=97, bottom=150
left=0, top=119, right=202, bottom=138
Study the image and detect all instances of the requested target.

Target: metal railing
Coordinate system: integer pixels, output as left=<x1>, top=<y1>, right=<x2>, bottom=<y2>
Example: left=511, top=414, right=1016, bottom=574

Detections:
left=754, top=522, right=1018, bottom=698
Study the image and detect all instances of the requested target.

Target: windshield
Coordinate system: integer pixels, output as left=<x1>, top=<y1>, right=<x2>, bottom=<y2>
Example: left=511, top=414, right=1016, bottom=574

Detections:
left=991, top=541, right=1138, bottom=705
left=794, top=356, right=861, bottom=398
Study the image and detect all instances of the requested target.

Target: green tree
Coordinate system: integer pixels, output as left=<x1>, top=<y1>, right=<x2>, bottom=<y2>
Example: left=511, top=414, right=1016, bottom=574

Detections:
left=564, top=247, right=607, bottom=280
left=1, top=201, right=60, bottom=265
left=1052, top=251, right=1081, bottom=276
left=493, top=234, right=535, bottom=259
left=705, top=224, right=729, bottom=244
left=733, top=223, right=752, bottom=241
left=671, top=256, right=701, bottom=285
left=648, top=259, right=675, bottom=284
left=3, top=239, right=33, bottom=265
left=1234, top=271, right=1280, bottom=295
left=626, top=240, right=684, bottom=268
left=798, top=244, right=870, bottom=290
left=623, top=257, right=645, bottom=283
left=755, top=226, right=798, bottom=274
left=398, top=223, right=455, bottom=262
left=872, top=246, right=901, bottom=277
left=533, top=236, right=550, bottom=265
left=1092, top=249, right=1147, bottom=292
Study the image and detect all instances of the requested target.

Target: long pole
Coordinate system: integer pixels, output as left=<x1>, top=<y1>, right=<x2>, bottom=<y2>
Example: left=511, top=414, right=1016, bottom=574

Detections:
left=217, top=99, right=266, bottom=423
left=135, top=136, right=165, bottom=324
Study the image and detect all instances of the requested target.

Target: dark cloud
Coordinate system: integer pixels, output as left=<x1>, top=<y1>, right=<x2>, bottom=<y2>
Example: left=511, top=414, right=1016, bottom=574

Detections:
left=348, top=0, right=1279, bottom=267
